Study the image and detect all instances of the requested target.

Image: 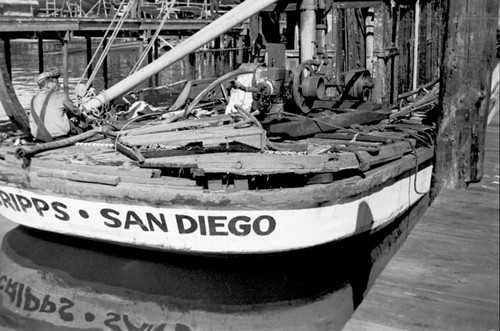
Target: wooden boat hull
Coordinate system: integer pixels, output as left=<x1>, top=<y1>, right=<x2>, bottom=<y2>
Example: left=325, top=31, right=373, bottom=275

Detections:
left=0, top=157, right=433, bottom=254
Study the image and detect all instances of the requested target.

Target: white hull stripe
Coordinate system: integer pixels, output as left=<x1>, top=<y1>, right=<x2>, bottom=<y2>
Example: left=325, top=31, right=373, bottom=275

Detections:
left=0, top=166, right=433, bottom=253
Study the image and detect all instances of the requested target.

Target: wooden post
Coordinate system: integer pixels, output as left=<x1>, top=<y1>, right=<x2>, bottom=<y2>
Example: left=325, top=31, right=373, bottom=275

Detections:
left=249, top=14, right=260, bottom=61
left=148, top=37, right=153, bottom=65
left=188, top=51, right=196, bottom=80
left=412, top=0, right=420, bottom=91
left=61, top=31, right=70, bottom=94
left=85, top=35, right=92, bottom=80
left=435, top=0, right=499, bottom=191
left=154, top=39, right=159, bottom=86
left=214, top=36, right=221, bottom=77
left=196, top=51, right=203, bottom=80
left=391, top=4, right=400, bottom=104
left=2, top=37, right=11, bottom=80
left=236, top=33, right=244, bottom=65
left=102, top=37, right=108, bottom=89
left=38, top=35, right=44, bottom=74
left=286, top=11, right=297, bottom=50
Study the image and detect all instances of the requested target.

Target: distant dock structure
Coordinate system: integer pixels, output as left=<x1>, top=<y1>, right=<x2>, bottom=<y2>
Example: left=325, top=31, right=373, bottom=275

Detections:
left=0, top=0, right=245, bottom=88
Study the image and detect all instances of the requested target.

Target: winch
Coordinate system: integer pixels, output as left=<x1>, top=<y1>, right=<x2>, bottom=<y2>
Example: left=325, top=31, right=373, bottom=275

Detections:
left=230, top=57, right=375, bottom=121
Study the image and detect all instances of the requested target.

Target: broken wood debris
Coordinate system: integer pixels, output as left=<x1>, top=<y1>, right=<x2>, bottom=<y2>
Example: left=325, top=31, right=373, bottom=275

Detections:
left=119, top=124, right=267, bottom=150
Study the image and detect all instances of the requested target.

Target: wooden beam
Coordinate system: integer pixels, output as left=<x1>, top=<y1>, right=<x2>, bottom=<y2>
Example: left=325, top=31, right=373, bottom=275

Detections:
left=36, top=168, right=121, bottom=186
left=139, top=151, right=360, bottom=175
left=124, top=115, right=234, bottom=137
left=120, top=124, right=267, bottom=150
left=435, top=0, right=499, bottom=190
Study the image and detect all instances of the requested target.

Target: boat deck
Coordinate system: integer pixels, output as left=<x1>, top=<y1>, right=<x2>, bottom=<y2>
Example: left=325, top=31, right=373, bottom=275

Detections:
left=344, top=110, right=500, bottom=330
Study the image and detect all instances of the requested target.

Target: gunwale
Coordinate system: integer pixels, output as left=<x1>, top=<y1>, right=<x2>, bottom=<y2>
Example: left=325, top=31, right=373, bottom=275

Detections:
left=0, top=146, right=434, bottom=210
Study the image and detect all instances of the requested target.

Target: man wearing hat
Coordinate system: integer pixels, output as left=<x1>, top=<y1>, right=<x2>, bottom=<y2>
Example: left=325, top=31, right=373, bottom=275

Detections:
left=29, top=69, right=82, bottom=142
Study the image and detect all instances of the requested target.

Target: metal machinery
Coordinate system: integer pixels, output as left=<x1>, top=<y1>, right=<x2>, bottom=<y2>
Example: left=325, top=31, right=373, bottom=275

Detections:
left=223, top=44, right=376, bottom=138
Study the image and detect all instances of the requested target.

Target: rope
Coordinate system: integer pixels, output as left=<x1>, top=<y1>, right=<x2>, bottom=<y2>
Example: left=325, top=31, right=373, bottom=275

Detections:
left=77, top=0, right=126, bottom=87
left=87, top=0, right=135, bottom=89
left=78, top=0, right=136, bottom=90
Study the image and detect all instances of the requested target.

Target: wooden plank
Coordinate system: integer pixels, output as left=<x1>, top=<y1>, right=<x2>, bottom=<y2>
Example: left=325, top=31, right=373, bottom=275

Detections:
left=332, top=1, right=384, bottom=9
left=120, top=125, right=267, bottom=150
left=119, top=174, right=198, bottom=187
left=355, top=140, right=415, bottom=170
left=139, top=152, right=360, bottom=175
left=124, top=115, right=234, bottom=136
left=32, top=159, right=158, bottom=178
left=36, top=168, right=121, bottom=186
left=2, top=153, right=198, bottom=187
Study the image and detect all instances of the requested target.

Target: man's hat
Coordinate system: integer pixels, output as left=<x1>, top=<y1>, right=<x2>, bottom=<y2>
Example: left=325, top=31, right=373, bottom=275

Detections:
left=36, top=69, right=61, bottom=86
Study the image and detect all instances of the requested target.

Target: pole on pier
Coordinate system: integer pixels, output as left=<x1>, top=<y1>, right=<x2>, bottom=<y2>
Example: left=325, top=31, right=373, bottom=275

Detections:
left=153, top=39, right=159, bottom=86
left=371, top=4, right=392, bottom=104
left=434, top=0, right=499, bottom=191
left=365, top=8, right=374, bottom=75
left=61, top=31, right=70, bottom=94
left=2, top=37, right=11, bottom=80
left=85, top=35, right=93, bottom=80
left=102, top=37, right=108, bottom=89
left=214, top=36, right=221, bottom=77
left=300, top=0, right=316, bottom=61
left=37, top=35, right=44, bottom=74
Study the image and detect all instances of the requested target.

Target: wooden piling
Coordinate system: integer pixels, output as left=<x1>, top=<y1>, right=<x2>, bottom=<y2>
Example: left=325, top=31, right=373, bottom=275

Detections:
left=1, top=37, right=10, bottom=80
left=37, top=35, right=44, bottom=74
left=102, top=37, right=108, bottom=89
left=213, top=36, right=221, bottom=77
left=435, top=0, right=499, bottom=191
left=85, top=35, right=93, bottom=80
left=154, top=39, right=159, bottom=86
left=61, top=31, right=70, bottom=94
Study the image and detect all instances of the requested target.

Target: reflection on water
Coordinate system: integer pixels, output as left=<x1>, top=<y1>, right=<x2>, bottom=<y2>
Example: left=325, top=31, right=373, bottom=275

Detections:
left=1, top=39, right=224, bottom=115
left=0, top=194, right=429, bottom=331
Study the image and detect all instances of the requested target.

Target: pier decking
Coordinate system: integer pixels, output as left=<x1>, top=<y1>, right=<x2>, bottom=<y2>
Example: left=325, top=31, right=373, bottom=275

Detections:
left=344, top=110, right=500, bottom=330
left=0, top=16, right=214, bottom=37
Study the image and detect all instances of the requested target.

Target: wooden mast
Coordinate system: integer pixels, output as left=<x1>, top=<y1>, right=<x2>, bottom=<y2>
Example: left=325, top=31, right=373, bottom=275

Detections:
left=435, top=0, right=499, bottom=191
left=83, top=0, right=280, bottom=111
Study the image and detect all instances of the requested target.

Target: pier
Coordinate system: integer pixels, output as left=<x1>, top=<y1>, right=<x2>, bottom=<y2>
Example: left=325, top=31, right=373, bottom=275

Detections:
left=344, top=110, right=500, bottom=330
left=0, top=0, right=247, bottom=87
